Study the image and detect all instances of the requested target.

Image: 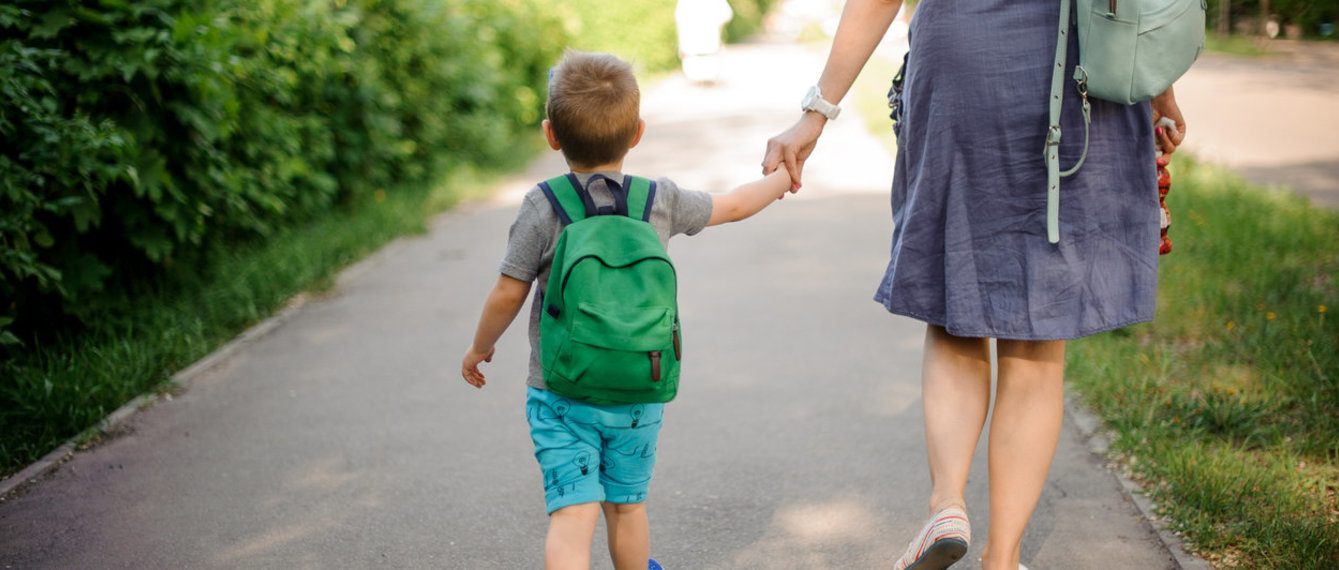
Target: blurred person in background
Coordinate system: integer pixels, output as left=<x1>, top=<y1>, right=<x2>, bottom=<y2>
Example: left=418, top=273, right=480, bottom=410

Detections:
left=675, top=0, right=734, bottom=83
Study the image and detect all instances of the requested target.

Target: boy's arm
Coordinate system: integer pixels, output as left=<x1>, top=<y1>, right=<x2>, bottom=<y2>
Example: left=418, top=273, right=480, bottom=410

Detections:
left=462, top=274, right=533, bottom=388
left=705, top=165, right=792, bottom=227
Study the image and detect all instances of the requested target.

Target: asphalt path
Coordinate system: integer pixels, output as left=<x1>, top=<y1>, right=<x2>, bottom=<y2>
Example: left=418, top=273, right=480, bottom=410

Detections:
left=6, top=35, right=1336, bottom=570
left=1173, top=40, right=1339, bottom=208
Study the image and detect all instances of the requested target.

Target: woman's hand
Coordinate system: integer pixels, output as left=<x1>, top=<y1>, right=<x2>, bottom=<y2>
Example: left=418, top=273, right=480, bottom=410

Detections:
left=1151, top=85, right=1186, bottom=156
left=762, top=112, right=827, bottom=191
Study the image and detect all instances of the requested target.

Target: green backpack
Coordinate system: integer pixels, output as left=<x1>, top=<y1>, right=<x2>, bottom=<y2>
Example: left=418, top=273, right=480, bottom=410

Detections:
left=538, top=173, right=681, bottom=406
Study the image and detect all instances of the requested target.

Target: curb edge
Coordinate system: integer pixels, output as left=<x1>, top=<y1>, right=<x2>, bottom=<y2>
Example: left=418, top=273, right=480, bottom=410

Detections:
left=0, top=296, right=309, bottom=499
left=1065, top=393, right=1215, bottom=570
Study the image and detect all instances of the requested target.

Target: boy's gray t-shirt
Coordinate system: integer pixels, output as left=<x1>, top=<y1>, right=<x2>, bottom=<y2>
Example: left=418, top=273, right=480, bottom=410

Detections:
left=498, top=171, right=714, bottom=391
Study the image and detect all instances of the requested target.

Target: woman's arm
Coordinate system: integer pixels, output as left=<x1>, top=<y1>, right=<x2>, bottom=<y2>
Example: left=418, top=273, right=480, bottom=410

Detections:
left=762, top=0, right=905, bottom=188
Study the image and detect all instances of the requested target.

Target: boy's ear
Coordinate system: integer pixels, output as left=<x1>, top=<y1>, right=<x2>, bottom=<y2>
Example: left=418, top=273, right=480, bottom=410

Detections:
left=542, top=119, right=561, bottom=150
left=628, top=119, right=646, bottom=149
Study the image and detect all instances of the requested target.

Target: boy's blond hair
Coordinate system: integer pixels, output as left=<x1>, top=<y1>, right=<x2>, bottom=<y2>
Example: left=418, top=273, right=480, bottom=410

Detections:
left=546, top=50, right=641, bottom=168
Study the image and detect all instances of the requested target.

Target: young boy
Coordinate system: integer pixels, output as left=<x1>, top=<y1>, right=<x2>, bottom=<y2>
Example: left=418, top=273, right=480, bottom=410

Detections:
left=460, top=50, right=794, bottom=570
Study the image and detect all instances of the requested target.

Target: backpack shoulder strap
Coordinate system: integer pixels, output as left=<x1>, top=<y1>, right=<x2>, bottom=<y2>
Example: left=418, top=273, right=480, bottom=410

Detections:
left=540, top=174, right=656, bottom=224
left=538, top=173, right=595, bottom=225
left=623, top=175, right=657, bottom=222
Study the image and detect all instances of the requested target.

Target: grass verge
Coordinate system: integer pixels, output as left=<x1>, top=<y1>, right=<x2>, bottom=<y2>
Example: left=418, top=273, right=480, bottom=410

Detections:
left=1205, top=33, right=1272, bottom=57
left=0, top=135, right=545, bottom=478
left=1067, top=157, right=1339, bottom=569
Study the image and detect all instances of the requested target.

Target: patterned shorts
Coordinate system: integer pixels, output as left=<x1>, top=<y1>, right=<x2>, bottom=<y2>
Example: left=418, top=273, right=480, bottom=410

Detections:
left=526, top=387, right=665, bottom=514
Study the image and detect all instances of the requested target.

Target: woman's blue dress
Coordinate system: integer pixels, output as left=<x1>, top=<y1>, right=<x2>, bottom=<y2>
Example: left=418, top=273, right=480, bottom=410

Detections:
left=874, top=0, right=1160, bottom=340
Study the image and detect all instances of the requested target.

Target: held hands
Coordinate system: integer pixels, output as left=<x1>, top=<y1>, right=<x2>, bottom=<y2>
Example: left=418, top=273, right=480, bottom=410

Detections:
left=762, top=112, right=827, bottom=190
left=461, top=346, right=495, bottom=388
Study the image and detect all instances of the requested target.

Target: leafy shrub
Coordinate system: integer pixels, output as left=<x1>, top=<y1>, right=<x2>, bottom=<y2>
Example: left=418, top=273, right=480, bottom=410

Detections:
left=1271, top=0, right=1339, bottom=37
left=725, top=0, right=778, bottom=43
left=550, top=0, right=680, bottom=70
left=542, top=0, right=775, bottom=72
left=0, top=0, right=562, bottom=345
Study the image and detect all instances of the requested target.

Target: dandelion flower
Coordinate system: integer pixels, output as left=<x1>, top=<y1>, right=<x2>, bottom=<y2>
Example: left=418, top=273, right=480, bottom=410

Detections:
left=1321, top=305, right=1328, bottom=314
left=1226, top=321, right=1235, bottom=331
left=1266, top=312, right=1276, bottom=321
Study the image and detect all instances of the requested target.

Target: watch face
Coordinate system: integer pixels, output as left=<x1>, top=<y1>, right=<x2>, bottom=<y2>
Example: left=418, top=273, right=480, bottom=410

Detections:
left=802, top=86, right=837, bottom=119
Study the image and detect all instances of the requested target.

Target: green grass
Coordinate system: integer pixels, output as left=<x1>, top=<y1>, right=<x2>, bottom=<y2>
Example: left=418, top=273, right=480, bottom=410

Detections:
left=1205, top=33, right=1272, bottom=57
left=853, top=52, right=902, bottom=157
left=0, top=135, right=545, bottom=478
left=1067, top=157, right=1339, bottom=569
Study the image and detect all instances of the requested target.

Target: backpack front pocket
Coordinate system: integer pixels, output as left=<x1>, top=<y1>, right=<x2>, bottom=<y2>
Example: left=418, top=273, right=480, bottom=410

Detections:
left=563, top=302, right=677, bottom=392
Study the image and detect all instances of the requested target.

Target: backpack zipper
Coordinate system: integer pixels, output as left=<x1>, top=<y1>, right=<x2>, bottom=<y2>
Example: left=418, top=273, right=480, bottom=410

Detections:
left=560, top=254, right=675, bottom=295
left=649, top=351, right=662, bottom=382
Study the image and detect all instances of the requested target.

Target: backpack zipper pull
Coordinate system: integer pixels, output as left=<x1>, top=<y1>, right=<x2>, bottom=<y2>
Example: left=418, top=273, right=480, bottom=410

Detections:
left=649, top=351, right=662, bottom=382
left=672, top=320, right=681, bottom=360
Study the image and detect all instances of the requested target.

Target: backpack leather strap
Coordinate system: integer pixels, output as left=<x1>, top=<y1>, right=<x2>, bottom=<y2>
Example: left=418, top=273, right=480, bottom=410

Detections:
left=1046, top=0, right=1092, bottom=244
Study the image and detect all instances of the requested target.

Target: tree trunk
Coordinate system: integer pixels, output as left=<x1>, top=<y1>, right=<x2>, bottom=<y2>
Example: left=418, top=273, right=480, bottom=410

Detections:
left=1217, top=0, right=1230, bottom=36
left=1260, top=0, right=1271, bottom=35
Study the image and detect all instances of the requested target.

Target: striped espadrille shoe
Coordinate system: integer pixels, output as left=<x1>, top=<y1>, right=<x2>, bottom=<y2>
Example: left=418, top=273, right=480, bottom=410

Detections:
left=892, top=507, right=971, bottom=570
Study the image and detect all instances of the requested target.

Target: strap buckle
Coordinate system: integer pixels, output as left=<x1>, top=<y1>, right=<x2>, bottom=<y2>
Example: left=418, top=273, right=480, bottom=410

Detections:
left=1046, top=124, right=1063, bottom=147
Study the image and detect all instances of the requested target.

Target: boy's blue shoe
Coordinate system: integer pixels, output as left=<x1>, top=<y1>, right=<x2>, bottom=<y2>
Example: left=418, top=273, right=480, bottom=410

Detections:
left=648, top=558, right=664, bottom=570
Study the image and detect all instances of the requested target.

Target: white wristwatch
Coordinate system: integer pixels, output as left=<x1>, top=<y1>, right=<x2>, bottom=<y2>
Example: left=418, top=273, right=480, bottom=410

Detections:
left=800, top=85, right=841, bottom=120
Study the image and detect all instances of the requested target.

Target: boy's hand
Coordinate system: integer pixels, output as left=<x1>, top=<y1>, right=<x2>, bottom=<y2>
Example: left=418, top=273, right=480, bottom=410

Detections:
left=763, top=112, right=825, bottom=191
left=462, top=347, right=495, bottom=388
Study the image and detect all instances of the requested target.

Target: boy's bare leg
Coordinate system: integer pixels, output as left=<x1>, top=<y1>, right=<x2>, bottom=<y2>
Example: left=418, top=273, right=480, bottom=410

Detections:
left=546, top=503, right=601, bottom=570
left=979, top=338, right=1066, bottom=570
left=920, top=325, right=992, bottom=515
left=602, top=501, right=650, bottom=570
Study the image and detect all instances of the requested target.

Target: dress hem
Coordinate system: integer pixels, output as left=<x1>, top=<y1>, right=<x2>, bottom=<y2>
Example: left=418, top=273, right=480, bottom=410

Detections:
left=873, top=296, right=1154, bottom=341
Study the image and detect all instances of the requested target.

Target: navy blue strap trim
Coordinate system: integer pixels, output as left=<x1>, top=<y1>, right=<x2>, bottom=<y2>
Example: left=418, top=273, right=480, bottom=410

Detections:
left=569, top=173, right=601, bottom=218
left=642, top=179, right=657, bottom=222
left=582, top=174, right=630, bottom=217
left=538, top=180, right=573, bottom=226
left=609, top=176, right=629, bottom=217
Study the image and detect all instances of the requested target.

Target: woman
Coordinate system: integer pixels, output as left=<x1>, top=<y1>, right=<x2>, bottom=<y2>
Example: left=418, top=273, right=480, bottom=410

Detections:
left=762, top=1, right=1186, bottom=569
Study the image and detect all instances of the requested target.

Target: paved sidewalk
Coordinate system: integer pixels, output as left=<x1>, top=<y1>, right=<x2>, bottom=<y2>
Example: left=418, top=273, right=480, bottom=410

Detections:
left=1174, top=40, right=1339, bottom=208
left=0, top=40, right=1190, bottom=570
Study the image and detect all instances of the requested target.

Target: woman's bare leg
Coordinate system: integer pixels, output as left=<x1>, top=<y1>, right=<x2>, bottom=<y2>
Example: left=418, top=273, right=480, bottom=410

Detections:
left=979, top=338, right=1066, bottom=570
left=921, top=325, right=992, bottom=515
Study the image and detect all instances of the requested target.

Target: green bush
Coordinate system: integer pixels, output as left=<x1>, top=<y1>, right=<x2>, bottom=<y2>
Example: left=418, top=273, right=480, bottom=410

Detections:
left=1211, top=0, right=1339, bottom=37
left=0, top=0, right=562, bottom=345
left=548, top=0, right=774, bottom=71
left=550, top=0, right=679, bottom=70
left=1271, top=0, right=1339, bottom=37
left=724, top=0, right=777, bottom=43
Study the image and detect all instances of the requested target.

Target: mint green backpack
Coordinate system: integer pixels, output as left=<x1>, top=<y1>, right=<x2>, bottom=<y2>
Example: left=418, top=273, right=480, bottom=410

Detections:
left=538, top=174, right=681, bottom=406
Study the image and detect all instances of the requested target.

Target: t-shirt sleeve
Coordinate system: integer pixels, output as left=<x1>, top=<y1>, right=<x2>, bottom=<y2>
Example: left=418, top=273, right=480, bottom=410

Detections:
left=657, top=177, right=713, bottom=237
left=498, top=191, right=553, bottom=283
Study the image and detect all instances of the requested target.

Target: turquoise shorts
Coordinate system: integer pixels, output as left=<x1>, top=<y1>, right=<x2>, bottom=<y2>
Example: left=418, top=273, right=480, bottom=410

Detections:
left=526, top=387, right=664, bottom=514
